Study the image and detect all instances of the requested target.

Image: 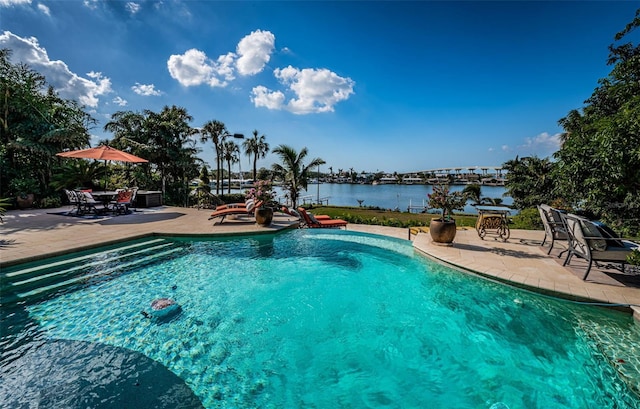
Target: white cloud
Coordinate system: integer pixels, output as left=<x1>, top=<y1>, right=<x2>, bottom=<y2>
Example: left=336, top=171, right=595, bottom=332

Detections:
left=166, top=30, right=354, bottom=114
left=126, top=2, right=140, bottom=15
left=167, top=48, right=235, bottom=87
left=0, top=31, right=112, bottom=107
left=0, top=0, right=31, bottom=6
left=131, top=82, right=162, bottom=96
left=235, top=29, right=275, bottom=76
left=520, top=132, right=561, bottom=151
left=83, top=0, right=98, bottom=10
left=502, top=145, right=511, bottom=152
left=251, top=85, right=285, bottom=110
left=254, top=66, right=355, bottom=114
left=37, top=3, right=49, bottom=15
left=113, top=96, right=128, bottom=106
left=167, top=30, right=275, bottom=87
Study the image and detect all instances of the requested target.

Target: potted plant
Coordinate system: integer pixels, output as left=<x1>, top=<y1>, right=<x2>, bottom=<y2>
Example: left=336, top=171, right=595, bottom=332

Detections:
left=427, top=184, right=467, bottom=244
left=246, top=180, right=276, bottom=226
left=10, top=177, right=38, bottom=209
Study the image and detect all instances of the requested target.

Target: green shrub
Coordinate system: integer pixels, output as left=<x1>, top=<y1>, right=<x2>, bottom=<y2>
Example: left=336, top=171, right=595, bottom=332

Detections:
left=39, top=196, right=62, bottom=209
left=219, top=194, right=245, bottom=204
left=511, top=207, right=543, bottom=230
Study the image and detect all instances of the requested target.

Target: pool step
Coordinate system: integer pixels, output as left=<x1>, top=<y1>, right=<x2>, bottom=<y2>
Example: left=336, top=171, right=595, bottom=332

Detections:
left=1, top=239, right=184, bottom=306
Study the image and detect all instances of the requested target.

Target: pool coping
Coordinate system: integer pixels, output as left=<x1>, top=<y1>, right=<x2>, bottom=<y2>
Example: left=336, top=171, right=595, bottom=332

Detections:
left=410, top=228, right=640, bottom=322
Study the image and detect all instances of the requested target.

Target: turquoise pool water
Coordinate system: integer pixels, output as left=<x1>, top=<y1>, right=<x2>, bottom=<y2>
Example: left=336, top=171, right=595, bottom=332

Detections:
left=2, top=229, right=640, bottom=408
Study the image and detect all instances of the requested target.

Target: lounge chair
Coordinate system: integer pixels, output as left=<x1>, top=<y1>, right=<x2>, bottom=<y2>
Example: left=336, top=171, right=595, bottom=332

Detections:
left=561, top=213, right=639, bottom=280
left=537, top=204, right=569, bottom=256
left=215, top=199, right=258, bottom=211
left=280, top=205, right=331, bottom=224
left=297, top=207, right=348, bottom=229
left=209, top=201, right=258, bottom=225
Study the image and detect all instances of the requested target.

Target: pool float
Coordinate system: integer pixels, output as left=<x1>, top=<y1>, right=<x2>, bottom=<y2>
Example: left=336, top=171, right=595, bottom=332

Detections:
left=141, top=298, right=182, bottom=322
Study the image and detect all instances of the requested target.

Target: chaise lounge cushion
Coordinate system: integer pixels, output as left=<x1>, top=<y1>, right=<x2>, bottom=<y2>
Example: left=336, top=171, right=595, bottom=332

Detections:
left=580, top=220, right=607, bottom=251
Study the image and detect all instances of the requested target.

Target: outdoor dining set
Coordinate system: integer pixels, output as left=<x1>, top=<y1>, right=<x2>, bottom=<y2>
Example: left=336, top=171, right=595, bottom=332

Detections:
left=63, top=188, right=138, bottom=216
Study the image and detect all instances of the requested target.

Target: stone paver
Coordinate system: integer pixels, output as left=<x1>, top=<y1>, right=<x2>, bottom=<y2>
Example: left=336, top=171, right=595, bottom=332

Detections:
left=1, top=206, right=638, bottom=320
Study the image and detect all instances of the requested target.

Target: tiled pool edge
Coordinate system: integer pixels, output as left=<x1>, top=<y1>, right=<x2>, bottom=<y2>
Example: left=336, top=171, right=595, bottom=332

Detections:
left=411, top=233, right=640, bottom=323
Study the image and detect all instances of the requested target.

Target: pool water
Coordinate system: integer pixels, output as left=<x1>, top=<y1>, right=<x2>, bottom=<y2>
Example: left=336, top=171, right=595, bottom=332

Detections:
left=2, top=229, right=640, bottom=408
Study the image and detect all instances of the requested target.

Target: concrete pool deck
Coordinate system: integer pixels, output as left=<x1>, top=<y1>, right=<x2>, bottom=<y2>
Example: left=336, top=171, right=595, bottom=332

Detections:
left=1, top=206, right=638, bottom=319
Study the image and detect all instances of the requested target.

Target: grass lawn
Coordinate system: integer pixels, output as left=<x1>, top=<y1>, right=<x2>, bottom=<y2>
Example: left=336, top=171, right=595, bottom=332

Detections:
left=303, top=205, right=480, bottom=229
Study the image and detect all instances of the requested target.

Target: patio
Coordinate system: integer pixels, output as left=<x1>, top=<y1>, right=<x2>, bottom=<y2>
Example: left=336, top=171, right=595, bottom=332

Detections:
left=1, top=206, right=638, bottom=320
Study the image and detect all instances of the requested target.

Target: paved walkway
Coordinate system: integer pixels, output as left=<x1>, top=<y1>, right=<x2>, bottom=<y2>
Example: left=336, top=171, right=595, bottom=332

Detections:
left=1, top=206, right=638, bottom=319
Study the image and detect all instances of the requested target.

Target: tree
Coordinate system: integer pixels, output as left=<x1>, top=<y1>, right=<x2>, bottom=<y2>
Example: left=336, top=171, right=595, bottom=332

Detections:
left=242, top=129, right=270, bottom=182
left=104, top=105, right=199, bottom=205
left=462, top=184, right=483, bottom=205
left=1, top=48, right=93, bottom=199
left=502, top=156, right=556, bottom=210
left=222, top=140, right=239, bottom=194
left=462, top=183, right=502, bottom=206
left=554, top=9, right=640, bottom=234
left=271, top=144, right=325, bottom=207
left=200, top=120, right=228, bottom=195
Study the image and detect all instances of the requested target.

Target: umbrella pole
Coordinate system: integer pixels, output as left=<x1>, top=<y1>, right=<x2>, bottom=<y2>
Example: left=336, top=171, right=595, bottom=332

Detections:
left=104, top=161, right=110, bottom=191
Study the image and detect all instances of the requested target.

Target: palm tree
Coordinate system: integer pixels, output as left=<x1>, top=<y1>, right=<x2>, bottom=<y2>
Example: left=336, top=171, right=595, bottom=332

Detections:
left=223, top=140, right=239, bottom=194
left=200, top=120, right=228, bottom=194
left=271, top=144, right=325, bottom=207
left=242, top=129, right=270, bottom=182
left=462, top=183, right=482, bottom=205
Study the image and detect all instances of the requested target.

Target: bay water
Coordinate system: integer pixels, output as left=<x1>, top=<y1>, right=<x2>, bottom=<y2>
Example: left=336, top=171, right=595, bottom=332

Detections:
left=274, top=183, right=512, bottom=214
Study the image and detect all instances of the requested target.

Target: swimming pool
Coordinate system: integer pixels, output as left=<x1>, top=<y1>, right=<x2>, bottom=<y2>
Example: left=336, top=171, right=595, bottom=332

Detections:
left=1, top=229, right=639, bottom=408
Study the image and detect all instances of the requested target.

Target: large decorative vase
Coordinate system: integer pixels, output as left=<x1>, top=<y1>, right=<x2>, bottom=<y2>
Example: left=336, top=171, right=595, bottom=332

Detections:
left=255, top=207, right=273, bottom=227
left=429, top=218, right=457, bottom=245
left=16, top=194, right=35, bottom=209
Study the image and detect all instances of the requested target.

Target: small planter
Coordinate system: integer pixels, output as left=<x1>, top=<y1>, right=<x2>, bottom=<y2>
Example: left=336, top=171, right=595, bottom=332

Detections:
left=255, top=207, right=274, bottom=227
left=429, top=218, right=457, bottom=245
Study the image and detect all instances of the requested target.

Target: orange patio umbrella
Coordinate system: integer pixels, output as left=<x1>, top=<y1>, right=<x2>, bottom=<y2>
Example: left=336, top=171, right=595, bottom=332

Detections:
left=56, top=145, right=148, bottom=163
left=57, top=145, right=148, bottom=190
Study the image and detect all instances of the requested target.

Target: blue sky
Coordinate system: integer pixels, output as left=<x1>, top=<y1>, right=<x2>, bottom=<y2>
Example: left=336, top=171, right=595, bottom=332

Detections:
left=1, top=1, right=638, bottom=174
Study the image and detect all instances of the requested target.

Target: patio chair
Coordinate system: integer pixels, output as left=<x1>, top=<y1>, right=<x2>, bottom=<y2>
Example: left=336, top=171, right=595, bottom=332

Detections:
left=561, top=213, right=639, bottom=280
left=64, top=189, right=83, bottom=215
left=110, top=189, right=133, bottom=215
left=208, top=200, right=258, bottom=225
left=297, top=207, right=348, bottom=229
left=129, top=187, right=139, bottom=212
left=78, top=191, right=108, bottom=215
left=537, top=204, right=568, bottom=256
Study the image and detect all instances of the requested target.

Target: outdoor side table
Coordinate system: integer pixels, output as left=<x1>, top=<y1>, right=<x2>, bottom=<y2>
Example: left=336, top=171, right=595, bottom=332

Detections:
left=475, top=205, right=511, bottom=241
